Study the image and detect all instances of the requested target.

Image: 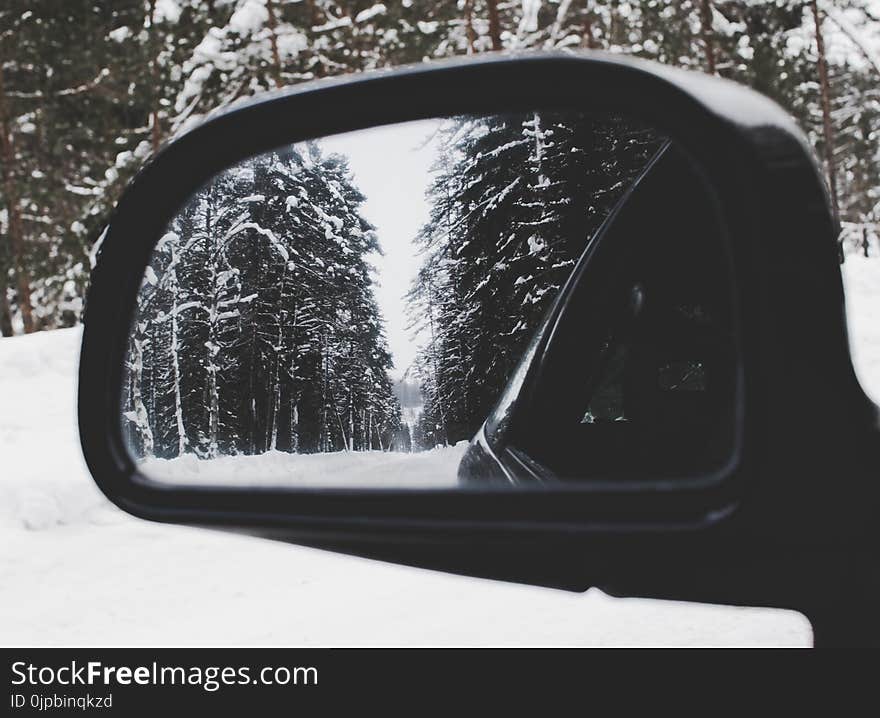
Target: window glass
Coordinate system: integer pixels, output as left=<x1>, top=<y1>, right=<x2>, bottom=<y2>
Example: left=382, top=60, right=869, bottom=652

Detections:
left=513, top=146, right=738, bottom=481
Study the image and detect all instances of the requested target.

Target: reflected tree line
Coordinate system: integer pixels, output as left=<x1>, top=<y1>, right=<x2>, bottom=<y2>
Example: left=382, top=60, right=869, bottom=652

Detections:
left=123, top=142, right=406, bottom=459
left=123, top=112, right=662, bottom=462
left=407, top=112, right=663, bottom=447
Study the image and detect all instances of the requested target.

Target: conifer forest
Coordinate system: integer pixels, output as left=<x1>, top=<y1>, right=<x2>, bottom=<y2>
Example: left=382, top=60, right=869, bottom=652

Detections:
left=2, top=1, right=879, bottom=469
left=123, top=112, right=660, bottom=460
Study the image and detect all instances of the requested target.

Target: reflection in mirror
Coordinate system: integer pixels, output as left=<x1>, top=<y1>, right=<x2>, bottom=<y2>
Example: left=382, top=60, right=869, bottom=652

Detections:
left=122, top=112, right=665, bottom=488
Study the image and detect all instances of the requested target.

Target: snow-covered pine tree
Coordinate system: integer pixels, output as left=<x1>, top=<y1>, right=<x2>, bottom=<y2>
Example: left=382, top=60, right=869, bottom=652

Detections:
left=4, top=1, right=878, bottom=334
left=124, top=138, right=401, bottom=460
left=408, top=111, right=663, bottom=446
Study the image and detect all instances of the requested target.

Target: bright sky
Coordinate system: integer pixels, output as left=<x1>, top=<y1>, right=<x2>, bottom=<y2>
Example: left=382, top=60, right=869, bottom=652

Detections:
left=320, top=119, right=443, bottom=380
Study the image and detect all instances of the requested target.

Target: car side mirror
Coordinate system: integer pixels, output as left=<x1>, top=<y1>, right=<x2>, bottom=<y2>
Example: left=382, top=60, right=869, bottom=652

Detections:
left=79, top=54, right=877, bottom=639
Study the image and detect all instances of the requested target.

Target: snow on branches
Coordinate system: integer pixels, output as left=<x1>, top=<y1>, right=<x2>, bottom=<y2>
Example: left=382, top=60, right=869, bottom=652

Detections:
left=123, top=142, right=403, bottom=460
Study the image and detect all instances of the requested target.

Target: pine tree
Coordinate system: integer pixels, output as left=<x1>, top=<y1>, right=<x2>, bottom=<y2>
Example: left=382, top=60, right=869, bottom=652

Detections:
left=124, top=138, right=401, bottom=460
left=3, top=1, right=879, bottom=334
left=408, top=111, right=663, bottom=446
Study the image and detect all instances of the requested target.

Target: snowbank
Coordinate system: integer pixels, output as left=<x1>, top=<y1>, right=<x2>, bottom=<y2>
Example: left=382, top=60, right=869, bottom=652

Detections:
left=18, top=259, right=880, bottom=646
left=842, top=255, right=880, bottom=404
left=143, top=443, right=466, bottom=488
left=0, top=327, right=118, bottom=531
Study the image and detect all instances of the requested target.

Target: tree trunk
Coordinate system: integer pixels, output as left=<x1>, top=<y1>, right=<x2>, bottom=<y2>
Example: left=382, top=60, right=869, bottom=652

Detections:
left=425, top=277, right=449, bottom=447
left=464, top=0, right=477, bottom=53
left=148, top=0, right=162, bottom=153
left=268, top=260, right=289, bottom=452
left=348, top=395, right=354, bottom=451
left=320, top=332, right=329, bottom=452
left=0, top=287, right=13, bottom=336
left=374, top=414, right=384, bottom=451
left=130, top=336, right=154, bottom=456
left=698, top=0, right=717, bottom=75
left=609, top=0, right=619, bottom=46
left=486, top=0, right=503, bottom=51
left=304, top=0, right=317, bottom=25
left=581, top=2, right=599, bottom=49
left=810, top=0, right=841, bottom=221
left=169, top=245, right=187, bottom=457
left=205, top=193, right=220, bottom=458
left=266, top=0, right=283, bottom=87
left=0, top=59, right=35, bottom=334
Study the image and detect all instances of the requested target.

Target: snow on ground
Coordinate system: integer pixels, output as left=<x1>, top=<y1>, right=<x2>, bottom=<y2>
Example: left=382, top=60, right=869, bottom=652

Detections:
left=0, top=327, right=117, bottom=532
left=143, top=443, right=466, bottom=488
left=0, top=327, right=812, bottom=647
left=842, top=255, right=880, bottom=404
left=30, top=253, right=880, bottom=648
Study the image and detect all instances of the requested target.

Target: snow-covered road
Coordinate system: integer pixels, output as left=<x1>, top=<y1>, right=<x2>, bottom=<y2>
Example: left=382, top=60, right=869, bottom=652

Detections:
left=143, top=443, right=466, bottom=488
left=2, top=256, right=876, bottom=646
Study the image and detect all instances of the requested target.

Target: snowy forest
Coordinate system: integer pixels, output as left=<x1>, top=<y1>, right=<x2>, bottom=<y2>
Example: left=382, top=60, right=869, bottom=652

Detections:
left=407, top=112, right=662, bottom=448
left=122, top=107, right=663, bottom=466
left=124, top=110, right=660, bottom=464
left=1, top=2, right=879, bottom=338
left=123, top=141, right=406, bottom=460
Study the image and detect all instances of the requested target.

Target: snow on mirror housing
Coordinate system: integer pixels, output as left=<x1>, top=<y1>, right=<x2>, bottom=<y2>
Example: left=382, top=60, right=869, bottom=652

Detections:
left=120, top=110, right=739, bottom=491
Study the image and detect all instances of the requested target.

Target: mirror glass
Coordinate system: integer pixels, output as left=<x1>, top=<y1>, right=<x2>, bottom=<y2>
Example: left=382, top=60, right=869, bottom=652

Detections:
left=122, top=111, right=682, bottom=488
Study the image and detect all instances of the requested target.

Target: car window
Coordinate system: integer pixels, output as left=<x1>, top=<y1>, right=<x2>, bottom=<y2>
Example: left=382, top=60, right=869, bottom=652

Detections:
left=514, top=146, right=739, bottom=481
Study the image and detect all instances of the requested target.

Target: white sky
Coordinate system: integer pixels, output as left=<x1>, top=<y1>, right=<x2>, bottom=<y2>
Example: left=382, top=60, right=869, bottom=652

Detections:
left=320, top=119, right=443, bottom=380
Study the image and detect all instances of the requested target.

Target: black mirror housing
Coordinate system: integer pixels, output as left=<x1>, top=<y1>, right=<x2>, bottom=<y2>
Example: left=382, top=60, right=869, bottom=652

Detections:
left=79, top=53, right=879, bottom=627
